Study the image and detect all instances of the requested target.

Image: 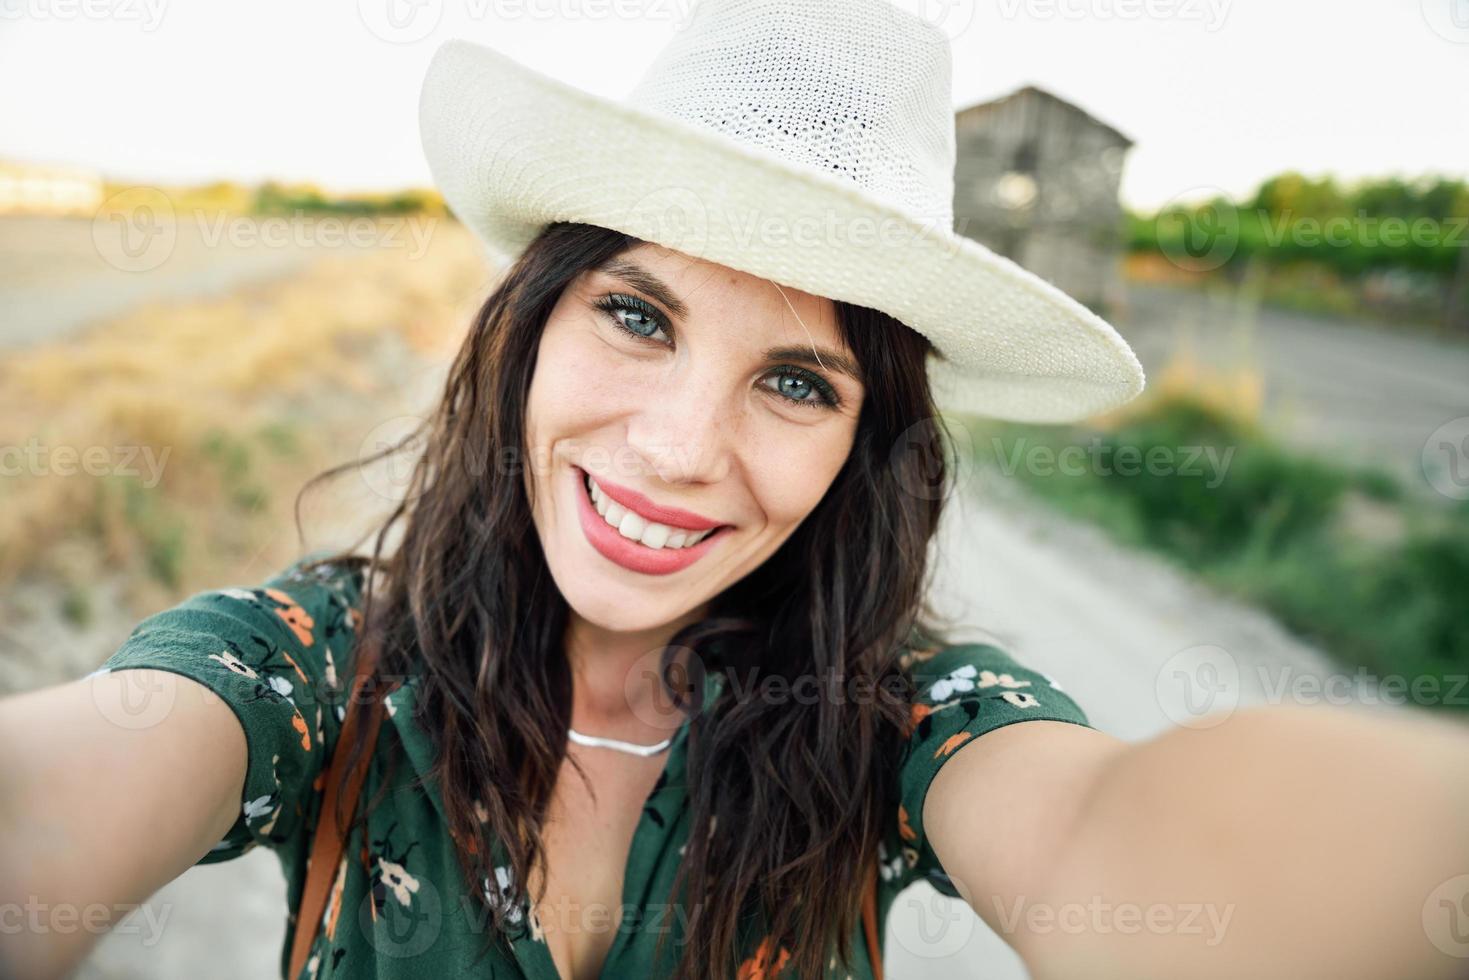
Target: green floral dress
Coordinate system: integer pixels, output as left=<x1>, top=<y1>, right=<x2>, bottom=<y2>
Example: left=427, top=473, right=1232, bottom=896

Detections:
left=97, top=552, right=1093, bottom=979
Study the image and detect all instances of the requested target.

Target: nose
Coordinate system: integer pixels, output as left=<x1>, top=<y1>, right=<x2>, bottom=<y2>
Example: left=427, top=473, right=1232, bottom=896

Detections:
left=624, top=367, right=736, bottom=486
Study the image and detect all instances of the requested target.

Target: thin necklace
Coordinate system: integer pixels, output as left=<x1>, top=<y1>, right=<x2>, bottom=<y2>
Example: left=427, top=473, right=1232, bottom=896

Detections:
left=567, top=726, right=673, bottom=757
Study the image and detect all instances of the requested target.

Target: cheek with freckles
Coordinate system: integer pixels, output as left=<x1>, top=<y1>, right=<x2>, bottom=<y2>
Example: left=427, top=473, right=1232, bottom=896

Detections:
left=736, top=424, right=853, bottom=551
left=526, top=312, right=662, bottom=464
left=530, top=319, right=620, bottom=433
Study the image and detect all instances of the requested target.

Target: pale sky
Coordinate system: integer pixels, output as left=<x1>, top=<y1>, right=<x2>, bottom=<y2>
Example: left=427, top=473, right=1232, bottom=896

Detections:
left=1, top=0, right=1465, bottom=210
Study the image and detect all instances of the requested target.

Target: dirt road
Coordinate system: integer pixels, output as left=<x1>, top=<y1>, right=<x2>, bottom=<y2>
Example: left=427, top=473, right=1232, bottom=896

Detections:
left=0, top=214, right=391, bottom=349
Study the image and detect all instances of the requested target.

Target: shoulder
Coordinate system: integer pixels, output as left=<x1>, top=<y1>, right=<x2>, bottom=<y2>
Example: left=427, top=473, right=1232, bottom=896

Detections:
left=889, top=639, right=1094, bottom=896
left=98, top=550, right=371, bottom=859
left=229, top=553, right=368, bottom=683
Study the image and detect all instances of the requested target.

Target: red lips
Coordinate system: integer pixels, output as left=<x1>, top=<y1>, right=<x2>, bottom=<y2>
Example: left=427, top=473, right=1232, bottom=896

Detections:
left=586, top=470, right=723, bottom=531
left=572, top=467, right=729, bottom=576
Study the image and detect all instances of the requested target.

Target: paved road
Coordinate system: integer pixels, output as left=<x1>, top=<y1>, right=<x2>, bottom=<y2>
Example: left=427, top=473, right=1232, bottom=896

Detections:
left=1117, top=283, right=1469, bottom=497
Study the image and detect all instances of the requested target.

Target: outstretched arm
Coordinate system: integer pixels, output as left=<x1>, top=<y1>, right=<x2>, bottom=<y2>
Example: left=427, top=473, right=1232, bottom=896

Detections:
left=924, top=704, right=1469, bottom=980
left=0, top=670, right=248, bottom=980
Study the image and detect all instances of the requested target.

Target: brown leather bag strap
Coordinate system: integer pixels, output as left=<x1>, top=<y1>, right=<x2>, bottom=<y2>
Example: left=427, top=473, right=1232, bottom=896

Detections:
left=862, top=863, right=884, bottom=980
left=287, top=639, right=386, bottom=980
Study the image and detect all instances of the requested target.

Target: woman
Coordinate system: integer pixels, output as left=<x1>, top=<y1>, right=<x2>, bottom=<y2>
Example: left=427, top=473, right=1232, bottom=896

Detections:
left=3, top=1, right=1468, bottom=979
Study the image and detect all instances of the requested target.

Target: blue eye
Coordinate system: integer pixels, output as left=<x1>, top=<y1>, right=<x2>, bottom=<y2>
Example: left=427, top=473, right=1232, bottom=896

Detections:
left=778, top=374, right=812, bottom=400
left=594, top=293, right=670, bottom=343
left=763, top=366, right=839, bottom=410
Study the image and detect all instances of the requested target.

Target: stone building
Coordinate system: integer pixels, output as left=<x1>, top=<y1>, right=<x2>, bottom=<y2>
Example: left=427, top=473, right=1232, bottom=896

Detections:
left=953, top=86, right=1132, bottom=312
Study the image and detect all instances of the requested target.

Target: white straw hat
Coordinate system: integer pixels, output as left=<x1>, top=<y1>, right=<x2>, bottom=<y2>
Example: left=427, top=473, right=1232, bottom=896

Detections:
left=419, top=0, right=1146, bottom=423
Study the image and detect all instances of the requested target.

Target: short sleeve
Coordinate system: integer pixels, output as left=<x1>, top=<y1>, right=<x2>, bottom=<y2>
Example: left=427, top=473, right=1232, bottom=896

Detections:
left=895, top=642, right=1093, bottom=898
left=94, top=551, right=366, bottom=863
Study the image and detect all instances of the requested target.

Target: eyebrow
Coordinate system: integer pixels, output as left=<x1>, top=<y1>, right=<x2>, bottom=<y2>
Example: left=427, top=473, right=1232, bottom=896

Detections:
left=596, top=258, right=690, bottom=322
left=761, top=345, right=864, bottom=385
left=594, top=258, right=863, bottom=385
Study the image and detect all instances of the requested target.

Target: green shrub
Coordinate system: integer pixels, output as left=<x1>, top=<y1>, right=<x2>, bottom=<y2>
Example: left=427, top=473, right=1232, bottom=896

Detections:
left=968, top=395, right=1469, bottom=711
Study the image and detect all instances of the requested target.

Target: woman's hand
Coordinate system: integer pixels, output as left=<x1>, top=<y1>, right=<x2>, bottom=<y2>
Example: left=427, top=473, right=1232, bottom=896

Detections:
left=924, top=703, right=1469, bottom=980
left=0, top=669, right=248, bottom=980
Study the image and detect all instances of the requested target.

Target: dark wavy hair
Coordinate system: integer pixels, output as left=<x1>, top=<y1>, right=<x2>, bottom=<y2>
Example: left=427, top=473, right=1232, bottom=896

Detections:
left=299, top=221, right=958, bottom=979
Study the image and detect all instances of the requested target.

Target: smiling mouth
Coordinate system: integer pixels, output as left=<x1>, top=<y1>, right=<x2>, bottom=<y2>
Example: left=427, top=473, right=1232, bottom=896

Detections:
left=581, top=471, right=723, bottom=550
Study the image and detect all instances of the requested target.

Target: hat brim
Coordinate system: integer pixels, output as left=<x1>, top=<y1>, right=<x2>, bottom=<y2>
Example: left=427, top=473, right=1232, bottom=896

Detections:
left=419, top=39, right=1145, bottom=423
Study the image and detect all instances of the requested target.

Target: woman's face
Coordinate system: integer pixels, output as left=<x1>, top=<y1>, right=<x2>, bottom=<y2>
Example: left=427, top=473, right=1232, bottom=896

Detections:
left=525, top=243, right=865, bottom=634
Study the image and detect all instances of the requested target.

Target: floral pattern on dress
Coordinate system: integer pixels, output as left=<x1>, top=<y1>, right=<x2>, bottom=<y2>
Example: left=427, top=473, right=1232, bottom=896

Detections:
left=98, top=554, right=365, bottom=861
left=482, top=863, right=526, bottom=929
left=895, top=642, right=1092, bottom=899
left=323, top=853, right=349, bottom=943
left=737, top=934, right=793, bottom=980
left=365, top=822, right=422, bottom=924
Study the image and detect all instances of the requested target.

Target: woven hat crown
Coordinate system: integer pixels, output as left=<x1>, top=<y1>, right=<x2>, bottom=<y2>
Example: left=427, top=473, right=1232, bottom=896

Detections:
left=625, top=0, right=957, bottom=229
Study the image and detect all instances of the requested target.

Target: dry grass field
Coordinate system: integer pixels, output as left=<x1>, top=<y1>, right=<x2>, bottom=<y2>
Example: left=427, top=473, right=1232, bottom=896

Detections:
left=0, top=216, right=494, bottom=692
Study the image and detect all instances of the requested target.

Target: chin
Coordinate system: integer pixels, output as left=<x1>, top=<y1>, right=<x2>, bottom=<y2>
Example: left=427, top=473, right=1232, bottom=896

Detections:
left=556, top=582, right=692, bottom=635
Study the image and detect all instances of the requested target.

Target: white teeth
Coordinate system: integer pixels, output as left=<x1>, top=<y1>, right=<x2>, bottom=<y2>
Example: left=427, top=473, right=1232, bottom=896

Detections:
left=583, top=474, right=719, bottom=550
left=617, top=511, right=647, bottom=541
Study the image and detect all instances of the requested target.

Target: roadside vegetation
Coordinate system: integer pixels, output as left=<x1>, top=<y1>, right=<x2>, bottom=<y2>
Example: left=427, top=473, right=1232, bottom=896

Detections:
left=1127, top=172, right=1469, bottom=334
left=965, top=352, right=1469, bottom=712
